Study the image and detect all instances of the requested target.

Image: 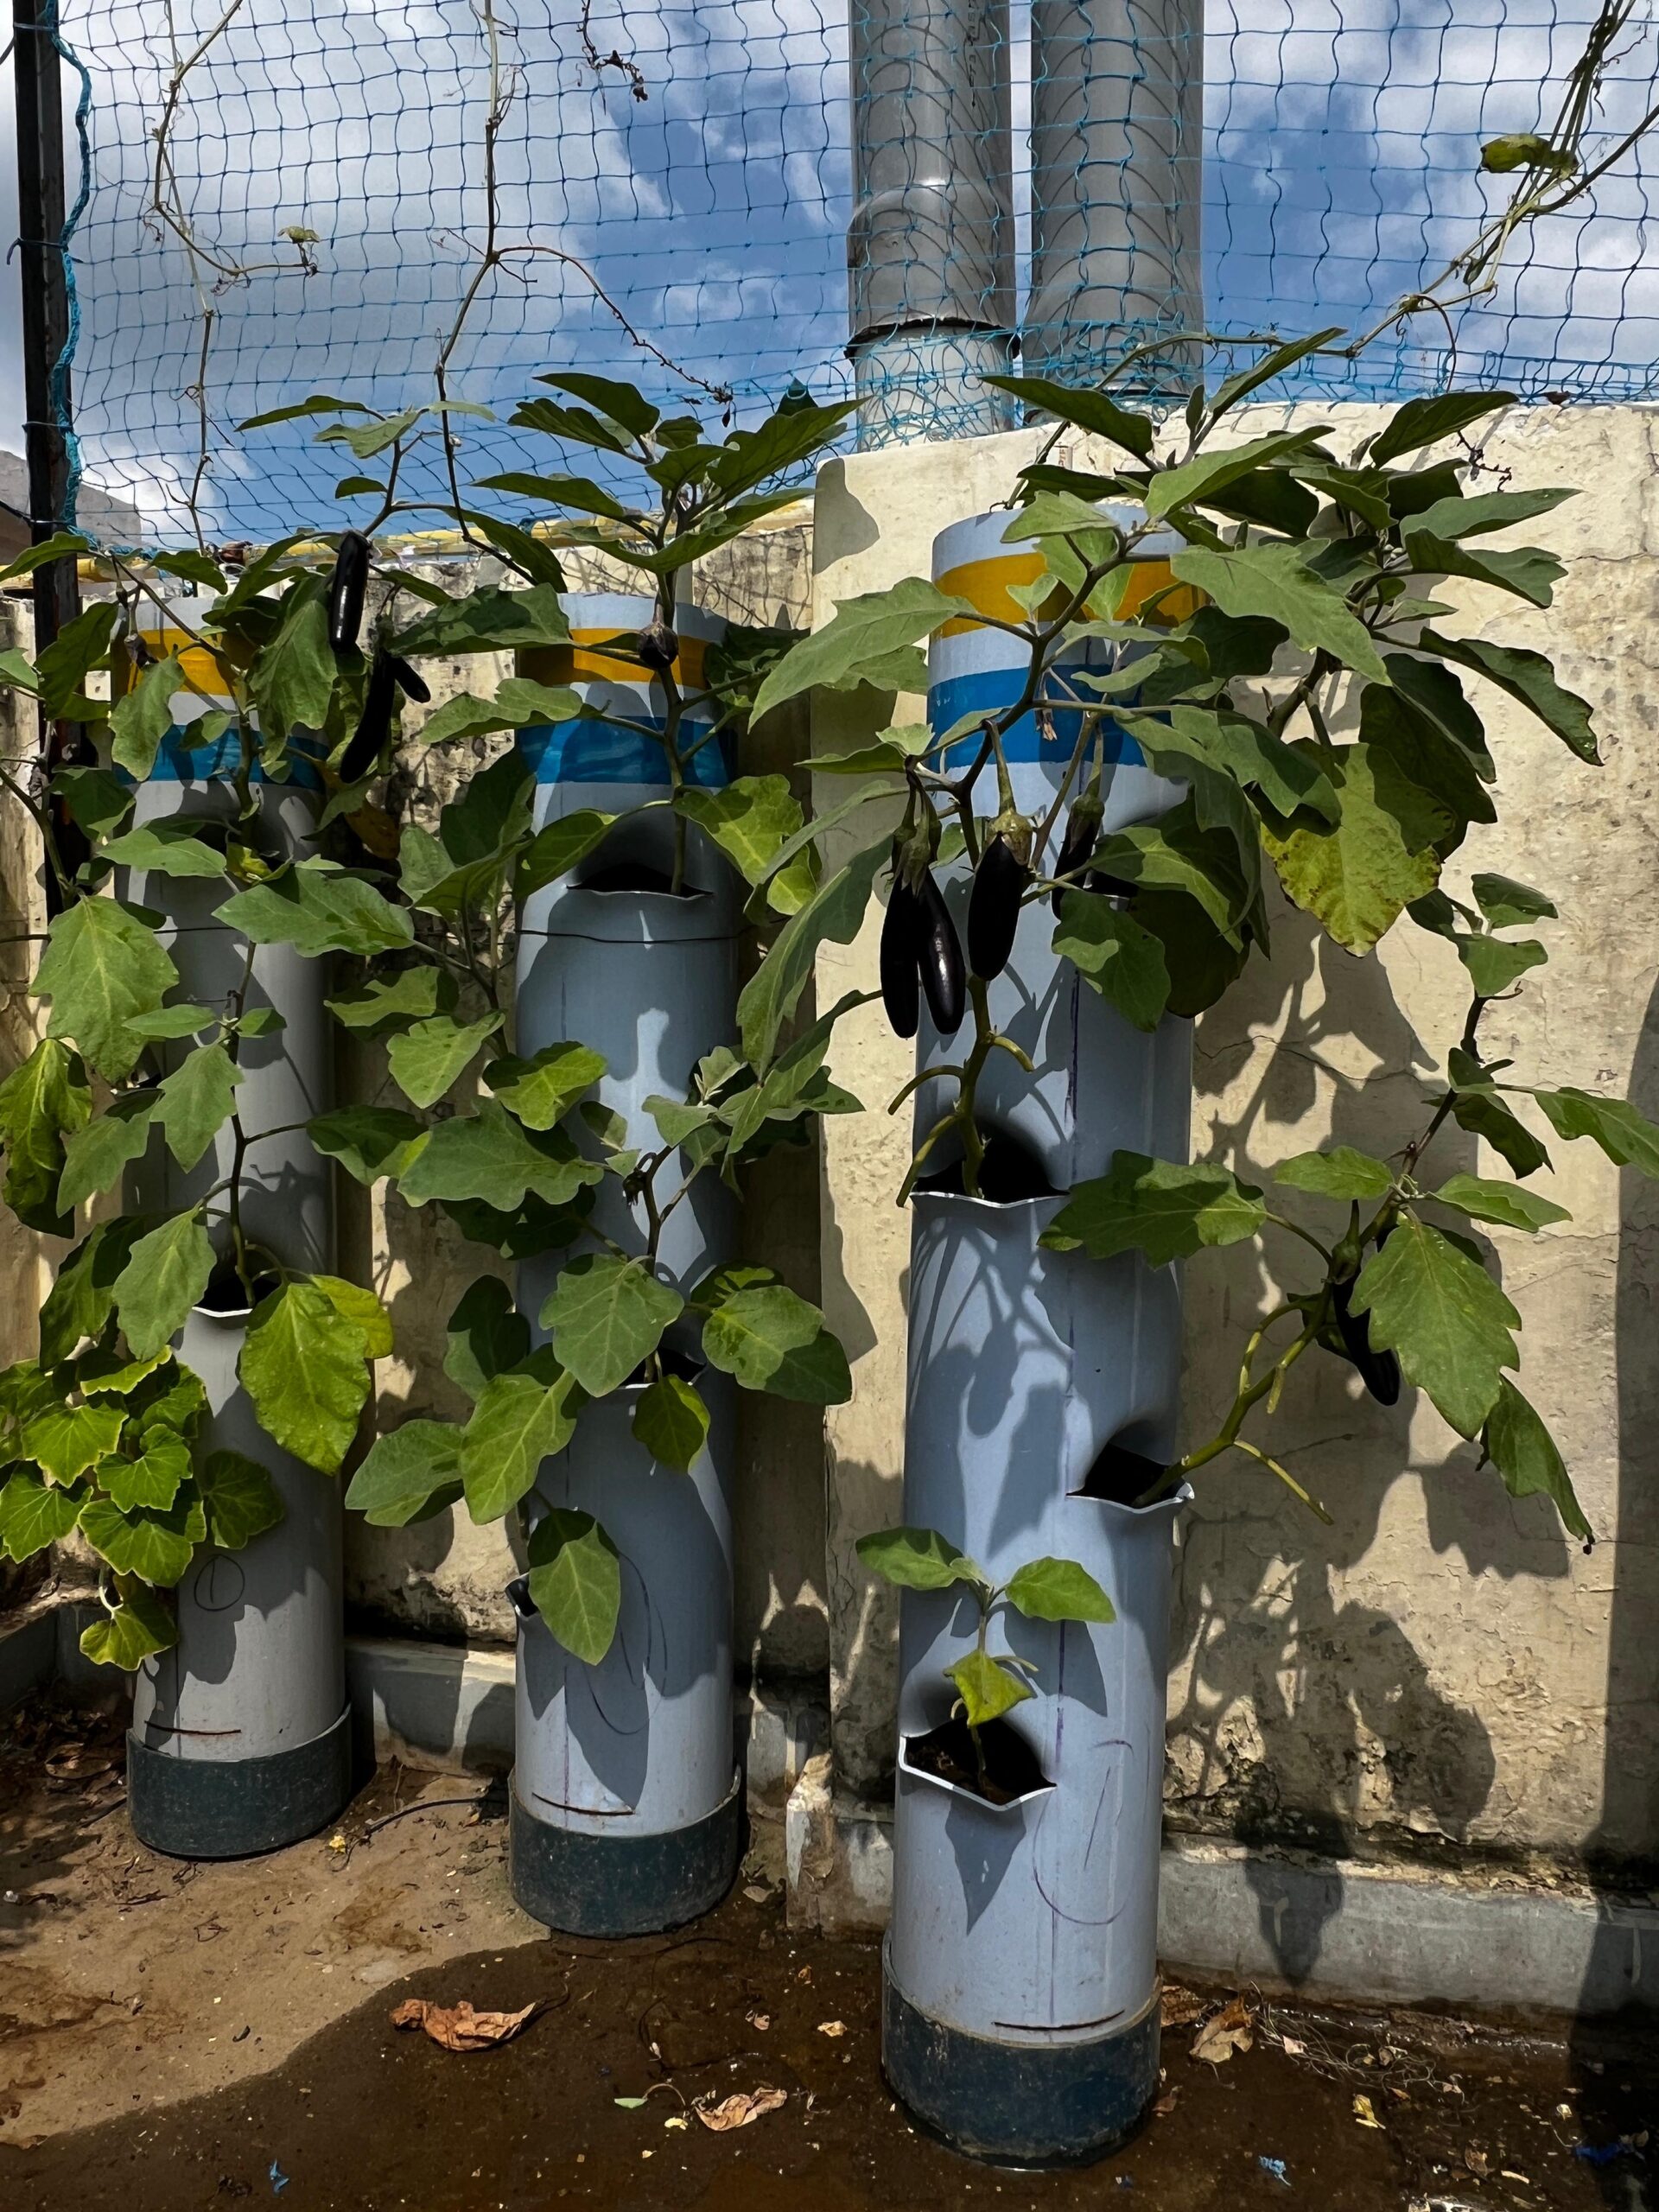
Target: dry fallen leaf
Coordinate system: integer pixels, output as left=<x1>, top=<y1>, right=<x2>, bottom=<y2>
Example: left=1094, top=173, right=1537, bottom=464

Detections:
left=1153, top=2088, right=1181, bottom=2119
left=817, top=2019, right=847, bottom=2038
left=390, top=1998, right=537, bottom=2051
left=1191, top=1997, right=1254, bottom=2066
left=1278, top=2034, right=1306, bottom=2058
left=1160, top=1984, right=1206, bottom=2028
left=1353, top=2094, right=1383, bottom=2130
left=696, top=2087, right=788, bottom=2133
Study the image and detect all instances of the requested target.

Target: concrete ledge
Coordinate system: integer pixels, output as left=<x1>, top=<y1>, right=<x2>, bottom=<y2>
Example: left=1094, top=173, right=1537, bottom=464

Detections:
left=782, top=1761, right=1659, bottom=2020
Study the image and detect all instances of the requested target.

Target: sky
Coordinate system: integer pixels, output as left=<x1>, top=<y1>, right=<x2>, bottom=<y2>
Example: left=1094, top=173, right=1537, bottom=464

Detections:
left=4, top=0, right=1658, bottom=543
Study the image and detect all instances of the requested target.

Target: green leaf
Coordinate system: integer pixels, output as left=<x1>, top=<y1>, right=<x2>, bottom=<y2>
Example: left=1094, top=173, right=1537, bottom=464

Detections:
left=345, top=1420, right=465, bottom=1527
left=631, top=1374, right=711, bottom=1471
left=443, top=1276, right=531, bottom=1401
left=1457, top=935, right=1547, bottom=999
left=36, top=601, right=116, bottom=717
left=674, top=776, right=804, bottom=886
left=239, top=1281, right=371, bottom=1474
left=1169, top=541, right=1389, bottom=683
left=99, top=1432, right=191, bottom=1511
left=707, top=394, right=856, bottom=499
left=1416, top=630, right=1598, bottom=764
left=196, top=1449, right=285, bottom=1549
left=390, top=585, right=570, bottom=659
left=1529, top=1088, right=1659, bottom=1178
left=78, top=1579, right=177, bottom=1669
left=154, top=1042, right=243, bottom=1173
left=1451, top=1086, right=1552, bottom=1180
left=1042, top=1152, right=1267, bottom=1266
left=737, top=836, right=887, bottom=1070
left=1482, top=1379, right=1590, bottom=1541
left=984, top=374, right=1155, bottom=460
left=217, top=859, right=414, bottom=957
left=113, top=1211, right=214, bottom=1360
left=386, top=1013, right=503, bottom=1109
left=79, top=1490, right=206, bottom=1586
left=810, top=725, right=931, bottom=775
left=18, top=1397, right=130, bottom=1483
left=947, top=1649, right=1034, bottom=1729
left=251, top=593, right=334, bottom=747
left=518, top=809, right=618, bottom=896
left=750, top=578, right=969, bottom=723
left=1350, top=1217, right=1518, bottom=1437
left=526, top=1508, right=621, bottom=1666
left=309, top=1106, right=429, bottom=1185
left=125, top=1003, right=219, bottom=1041
left=539, top=1255, right=683, bottom=1397
left=397, top=1099, right=603, bottom=1211
left=109, top=654, right=185, bottom=779
left=700, top=1284, right=851, bottom=1402
left=40, top=1220, right=144, bottom=1363
left=460, top=1368, right=581, bottom=1522
left=483, top=1042, right=607, bottom=1130
left=75, top=1347, right=168, bottom=1397
left=0, top=1036, right=91, bottom=1231
left=1432, top=1173, right=1570, bottom=1233
left=1274, top=1147, right=1395, bottom=1201
left=0, top=528, right=91, bottom=582
left=1405, top=488, right=1573, bottom=543
left=34, top=897, right=180, bottom=1081
left=101, top=819, right=229, bottom=879
left=1263, top=741, right=1449, bottom=953
left=413, top=679, right=581, bottom=749
left=1145, top=429, right=1332, bottom=521
left=313, top=1274, right=393, bottom=1360
left=1369, top=392, right=1516, bottom=465
left=1051, top=895, right=1170, bottom=1032
left=1470, top=874, right=1555, bottom=930
left=1004, top=1555, right=1116, bottom=1625
left=1480, top=133, right=1576, bottom=177
left=54, top=766, right=134, bottom=839
left=325, top=968, right=446, bottom=1031
left=474, top=467, right=642, bottom=525
left=238, top=393, right=372, bottom=429
left=0, top=1468, right=87, bottom=1560
left=1210, top=327, right=1347, bottom=415
left=537, top=370, right=659, bottom=437
left=1401, top=526, right=1563, bottom=610
left=855, top=1523, right=983, bottom=1592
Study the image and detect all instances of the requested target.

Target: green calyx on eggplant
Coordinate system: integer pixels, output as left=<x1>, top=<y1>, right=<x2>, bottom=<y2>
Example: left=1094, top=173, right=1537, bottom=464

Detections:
left=340, top=648, right=425, bottom=783
left=967, top=810, right=1032, bottom=982
left=1051, top=791, right=1104, bottom=916
left=327, top=531, right=372, bottom=656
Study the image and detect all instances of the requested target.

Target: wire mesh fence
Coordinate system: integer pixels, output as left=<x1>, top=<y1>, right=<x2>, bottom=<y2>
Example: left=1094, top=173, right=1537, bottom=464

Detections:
left=37, top=0, right=1659, bottom=545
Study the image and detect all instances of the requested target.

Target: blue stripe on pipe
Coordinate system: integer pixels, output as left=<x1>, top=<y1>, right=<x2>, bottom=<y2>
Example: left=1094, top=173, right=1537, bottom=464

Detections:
left=926, top=670, right=1142, bottom=771
left=516, top=717, right=734, bottom=787
left=136, top=728, right=324, bottom=788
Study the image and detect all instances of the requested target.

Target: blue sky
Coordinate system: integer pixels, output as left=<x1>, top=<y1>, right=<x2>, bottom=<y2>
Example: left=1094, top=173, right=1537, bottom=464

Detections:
left=3, top=0, right=1656, bottom=543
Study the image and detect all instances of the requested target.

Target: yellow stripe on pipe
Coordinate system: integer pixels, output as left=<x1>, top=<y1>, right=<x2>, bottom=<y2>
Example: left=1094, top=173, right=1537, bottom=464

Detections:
left=519, top=630, right=708, bottom=690
left=937, top=553, right=1203, bottom=638
left=110, top=636, right=232, bottom=700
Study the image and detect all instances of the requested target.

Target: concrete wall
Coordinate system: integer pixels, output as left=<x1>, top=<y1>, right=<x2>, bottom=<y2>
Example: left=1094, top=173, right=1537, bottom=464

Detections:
left=812, top=402, right=1659, bottom=1880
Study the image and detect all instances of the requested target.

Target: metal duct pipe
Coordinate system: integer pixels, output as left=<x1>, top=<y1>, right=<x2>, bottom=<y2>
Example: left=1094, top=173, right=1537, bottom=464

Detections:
left=1027, top=0, right=1204, bottom=385
left=846, top=0, right=1017, bottom=442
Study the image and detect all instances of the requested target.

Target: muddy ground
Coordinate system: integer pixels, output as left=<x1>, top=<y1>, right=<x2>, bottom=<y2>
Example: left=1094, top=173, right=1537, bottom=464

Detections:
left=1, top=1688, right=1654, bottom=2212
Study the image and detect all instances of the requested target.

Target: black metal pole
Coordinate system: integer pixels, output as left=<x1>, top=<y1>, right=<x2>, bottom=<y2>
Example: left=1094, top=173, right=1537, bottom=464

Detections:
left=13, top=0, right=85, bottom=899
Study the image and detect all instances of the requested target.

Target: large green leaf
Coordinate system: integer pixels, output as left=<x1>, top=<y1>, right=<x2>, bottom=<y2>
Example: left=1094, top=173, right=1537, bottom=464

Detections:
left=443, top=1276, right=531, bottom=1401
left=1263, top=741, right=1449, bottom=953
left=99, top=1433, right=191, bottom=1511
left=411, top=678, right=580, bottom=749
left=1350, top=1216, right=1518, bottom=1437
left=308, top=1106, right=429, bottom=1185
left=1145, top=429, right=1332, bottom=520
left=0, top=1036, right=90, bottom=1231
left=217, top=860, right=414, bottom=957
left=1092, top=802, right=1255, bottom=945
left=397, top=1100, right=603, bottom=1211
left=194, top=1448, right=285, bottom=1549
left=386, top=1013, right=504, bottom=1109
left=18, top=1398, right=128, bottom=1484
left=700, top=1284, right=851, bottom=1402
left=1451, top=1085, right=1552, bottom=1180
left=483, top=1042, right=607, bottom=1130
left=313, top=1274, right=393, bottom=1360
left=34, top=898, right=180, bottom=1081
left=79, top=1490, right=206, bottom=1586
left=707, top=393, right=856, bottom=499
left=390, top=585, right=570, bottom=658
left=1004, top=1555, right=1116, bottom=1625
left=750, top=578, right=970, bottom=723
left=109, top=654, right=186, bottom=780
left=1433, top=1173, right=1570, bottom=1233
left=239, top=1281, right=371, bottom=1474
left=1401, top=526, right=1563, bottom=609
left=78, top=1578, right=177, bottom=1669
left=540, top=1255, right=683, bottom=1397
left=983, top=374, right=1155, bottom=460
left=1416, top=630, right=1598, bottom=764
left=325, top=968, right=446, bottom=1031
left=856, top=1523, right=984, bottom=1592
left=40, top=1220, right=144, bottom=1363
left=155, top=1042, right=243, bottom=1172
left=1481, top=1378, right=1590, bottom=1541
left=101, top=818, right=229, bottom=879
left=737, top=835, right=887, bottom=1069
left=345, top=1420, right=465, bottom=1527
left=1169, top=541, right=1389, bottom=683
left=1369, top=391, right=1516, bottom=464
left=1529, top=1088, right=1659, bottom=1177
left=459, top=1367, right=580, bottom=1521
left=113, top=1210, right=214, bottom=1360
left=526, top=1508, right=621, bottom=1665
left=1404, top=487, right=1573, bottom=543
left=674, top=776, right=804, bottom=885
left=0, top=1468, right=86, bottom=1561
left=631, top=1374, right=710, bottom=1471
left=517, top=810, right=619, bottom=896
left=1457, top=935, right=1548, bottom=1000
left=1274, top=1147, right=1394, bottom=1201
left=251, top=593, right=334, bottom=746
left=1470, top=874, right=1556, bottom=930
left=1051, top=896, right=1170, bottom=1033
left=947, top=1649, right=1033, bottom=1729
left=1041, top=1153, right=1267, bottom=1266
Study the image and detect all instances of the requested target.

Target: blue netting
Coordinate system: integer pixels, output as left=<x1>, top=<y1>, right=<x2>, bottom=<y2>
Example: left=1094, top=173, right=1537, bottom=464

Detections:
left=41, top=0, right=1659, bottom=545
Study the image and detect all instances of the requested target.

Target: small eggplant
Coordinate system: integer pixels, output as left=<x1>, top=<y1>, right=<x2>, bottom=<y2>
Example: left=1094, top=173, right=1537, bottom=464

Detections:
left=918, top=871, right=966, bottom=1037
left=340, top=649, right=397, bottom=784
left=968, top=833, right=1028, bottom=981
left=1331, top=1272, right=1402, bottom=1407
left=880, top=878, right=924, bottom=1040
left=638, top=616, right=678, bottom=673
left=327, top=530, right=372, bottom=655
left=1052, top=792, right=1105, bottom=917
left=385, top=653, right=429, bottom=704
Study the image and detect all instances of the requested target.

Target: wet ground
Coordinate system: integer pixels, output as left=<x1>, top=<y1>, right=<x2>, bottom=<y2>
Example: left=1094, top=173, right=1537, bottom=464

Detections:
left=1, top=1687, right=1654, bottom=2212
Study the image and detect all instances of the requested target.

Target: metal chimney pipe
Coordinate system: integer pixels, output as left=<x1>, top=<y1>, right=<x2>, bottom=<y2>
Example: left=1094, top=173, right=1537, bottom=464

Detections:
left=1027, top=0, right=1204, bottom=384
left=846, top=0, right=1016, bottom=442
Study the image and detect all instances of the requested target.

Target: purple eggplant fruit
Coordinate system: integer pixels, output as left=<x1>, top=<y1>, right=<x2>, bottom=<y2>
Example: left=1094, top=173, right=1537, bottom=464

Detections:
left=918, top=872, right=966, bottom=1036
left=968, top=834, right=1028, bottom=980
left=880, top=878, right=924, bottom=1040
left=327, top=531, right=372, bottom=656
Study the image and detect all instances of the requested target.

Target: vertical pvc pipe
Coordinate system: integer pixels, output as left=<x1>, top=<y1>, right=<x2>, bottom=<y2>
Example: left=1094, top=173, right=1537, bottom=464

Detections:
left=877, top=514, right=1195, bottom=2162
left=847, top=0, right=1017, bottom=443
left=509, top=598, right=744, bottom=1933
left=1027, top=0, right=1205, bottom=383
left=118, top=600, right=350, bottom=1859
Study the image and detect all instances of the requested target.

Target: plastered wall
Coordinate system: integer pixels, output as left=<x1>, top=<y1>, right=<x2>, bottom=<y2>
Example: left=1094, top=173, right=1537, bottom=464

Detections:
left=811, top=404, right=1659, bottom=1876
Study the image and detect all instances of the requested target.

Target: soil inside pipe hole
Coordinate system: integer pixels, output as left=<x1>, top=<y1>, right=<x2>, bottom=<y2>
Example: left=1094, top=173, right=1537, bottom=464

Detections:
left=916, top=1132, right=1056, bottom=1205
left=905, top=1714, right=1052, bottom=1807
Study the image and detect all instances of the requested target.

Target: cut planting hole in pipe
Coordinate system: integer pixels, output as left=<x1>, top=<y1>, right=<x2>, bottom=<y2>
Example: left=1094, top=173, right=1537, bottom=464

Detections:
left=916, top=1131, right=1056, bottom=1205
left=575, top=859, right=702, bottom=897
left=196, top=1260, right=279, bottom=1320
left=623, top=1344, right=705, bottom=1389
left=904, top=1714, right=1052, bottom=1808
left=1072, top=1436, right=1173, bottom=1510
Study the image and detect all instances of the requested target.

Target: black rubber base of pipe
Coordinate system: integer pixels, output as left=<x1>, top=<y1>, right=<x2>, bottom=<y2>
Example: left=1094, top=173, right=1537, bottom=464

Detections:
left=509, top=1770, right=742, bottom=1937
left=127, top=1707, right=353, bottom=1861
left=881, top=1943, right=1161, bottom=2168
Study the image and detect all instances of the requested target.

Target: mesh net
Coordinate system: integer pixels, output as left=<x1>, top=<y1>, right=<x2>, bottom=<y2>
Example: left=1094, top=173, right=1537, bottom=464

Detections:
left=41, top=0, right=1659, bottom=545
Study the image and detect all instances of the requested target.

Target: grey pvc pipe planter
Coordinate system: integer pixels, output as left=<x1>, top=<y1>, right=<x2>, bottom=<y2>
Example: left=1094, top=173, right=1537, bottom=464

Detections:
left=510, top=595, right=743, bottom=1934
left=120, top=605, right=349, bottom=1859
left=877, top=515, right=1193, bottom=2163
